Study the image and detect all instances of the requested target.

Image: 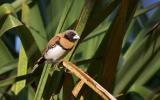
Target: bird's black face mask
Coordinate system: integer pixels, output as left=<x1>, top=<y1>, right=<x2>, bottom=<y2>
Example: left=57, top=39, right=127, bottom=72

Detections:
left=64, top=31, right=80, bottom=42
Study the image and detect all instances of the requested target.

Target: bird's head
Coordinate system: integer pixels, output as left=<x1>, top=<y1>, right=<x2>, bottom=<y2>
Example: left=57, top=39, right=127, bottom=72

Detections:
left=64, top=30, right=80, bottom=42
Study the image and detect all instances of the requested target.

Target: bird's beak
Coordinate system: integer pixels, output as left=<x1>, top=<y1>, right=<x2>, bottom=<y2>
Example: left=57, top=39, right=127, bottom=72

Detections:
left=73, top=34, right=80, bottom=40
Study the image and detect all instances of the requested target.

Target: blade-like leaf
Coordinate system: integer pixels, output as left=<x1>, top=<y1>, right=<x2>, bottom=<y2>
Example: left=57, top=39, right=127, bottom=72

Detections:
left=79, top=0, right=120, bottom=40
left=0, top=3, right=14, bottom=18
left=0, top=14, right=41, bottom=67
left=0, top=15, right=22, bottom=36
left=114, top=24, right=160, bottom=94
left=27, top=4, right=47, bottom=50
left=34, top=64, right=51, bottom=100
left=0, top=60, right=17, bottom=75
left=0, top=39, right=14, bottom=68
left=87, top=0, right=139, bottom=93
left=70, top=0, right=120, bottom=62
left=11, top=45, right=27, bottom=99
left=63, top=0, right=96, bottom=99
left=39, top=0, right=73, bottom=98
left=0, top=76, right=16, bottom=87
left=55, top=0, right=74, bottom=34
left=129, top=85, right=153, bottom=100
left=134, top=54, right=160, bottom=85
left=134, top=1, right=160, bottom=17
left=0, top=73, right=36, bottom=88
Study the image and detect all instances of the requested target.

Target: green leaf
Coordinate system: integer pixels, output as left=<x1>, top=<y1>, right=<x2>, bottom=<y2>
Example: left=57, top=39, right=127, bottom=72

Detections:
left=87, top=0, right=139, bottom=93
left=11, top=0, right=32, bottom=12
left=46, top=0, right=67, bottom=35
left=25, top=3, right=47, bottom=50
left=0, top=14, right=22, bottom=36
left=114, top=9, right=160, bottom=95
left=61, top=0, right=84, bottom=31
left=129, top=85, right=154, bottom=100
left=0, top=76, right=16, bottom=87
left=0, top=39, right=14, bottom=68
left=124, top=8, right=160, bottom=61
left=34, top=64, right=51, bottom=100
left=62, top=0, right=96, bottom=99
left=12, top=45, right=27, bottom=99
left=17, top=25, right=42, bottom=67
left=0, top=73, right=36, bottom=88
left=134, top=56, right=160, bottom=85
left=55, top=0, right=74, bottom=34
left=80, top=0, right=120, bottom=40
left=73, top=18, right=111, bottom=62
left=70, top=0, right=117, bottom=64
left=114, top=23, right=160, bottom=94
left=66, top=0, right=96, bottom=60
left=0, top=14, right=42, bottom=67
left=39, top=0, right=78, bottom=99
left=0, top=3, right=14, bottom=18
left=0, top=60, right=17, bottom=75
left=134, top=1, right=160, bottom=17
left=43, top=70, right=65, bottom=99
left=28, top=85, right=35, bottom=100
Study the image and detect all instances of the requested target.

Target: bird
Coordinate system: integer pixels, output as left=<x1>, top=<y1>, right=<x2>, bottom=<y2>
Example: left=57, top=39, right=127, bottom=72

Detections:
left=31, top=30, right=80, bottom=72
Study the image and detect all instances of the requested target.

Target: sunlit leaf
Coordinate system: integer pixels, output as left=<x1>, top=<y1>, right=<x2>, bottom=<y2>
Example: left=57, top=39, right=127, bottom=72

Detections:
left=0, top=15, right=22, bottom=36
left=12, top=44, right=27, bottom=99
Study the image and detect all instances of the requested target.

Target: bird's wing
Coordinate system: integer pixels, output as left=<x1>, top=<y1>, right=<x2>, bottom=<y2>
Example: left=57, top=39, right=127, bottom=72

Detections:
left=42, top=34, right=63, bottom=55
left=48, top=36, right=61, bottom=48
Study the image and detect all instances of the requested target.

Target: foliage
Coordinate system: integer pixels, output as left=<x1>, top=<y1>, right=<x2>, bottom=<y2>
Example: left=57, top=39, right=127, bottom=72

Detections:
left=0, top=0, right=160, bottom=100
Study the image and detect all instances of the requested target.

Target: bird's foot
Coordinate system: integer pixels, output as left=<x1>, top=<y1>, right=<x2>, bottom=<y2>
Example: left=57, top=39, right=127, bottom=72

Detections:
left=53, top=60, right=64, bottom=71
left=64, top=68, right=72, bottom=74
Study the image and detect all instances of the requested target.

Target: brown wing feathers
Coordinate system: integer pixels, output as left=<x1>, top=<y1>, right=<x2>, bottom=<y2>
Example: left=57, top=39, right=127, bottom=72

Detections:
left=48, top=34, right=74, bottom=50
left=48, top=35, right=61, bottom=48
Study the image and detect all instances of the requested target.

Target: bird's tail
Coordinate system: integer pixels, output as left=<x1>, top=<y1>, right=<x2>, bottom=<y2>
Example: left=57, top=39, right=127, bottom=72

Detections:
left=31, top=57, right=45, bottom=73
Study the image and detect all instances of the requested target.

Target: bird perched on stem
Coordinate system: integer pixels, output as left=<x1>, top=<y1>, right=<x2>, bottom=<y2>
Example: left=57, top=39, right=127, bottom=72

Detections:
left=32, top=30, right=80, bottom=72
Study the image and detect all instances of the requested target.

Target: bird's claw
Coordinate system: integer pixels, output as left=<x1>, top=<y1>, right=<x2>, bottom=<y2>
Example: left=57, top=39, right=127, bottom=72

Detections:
left=53, top=60, right=64, bottom=71
left=64, top=69, right=72, bottom=74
